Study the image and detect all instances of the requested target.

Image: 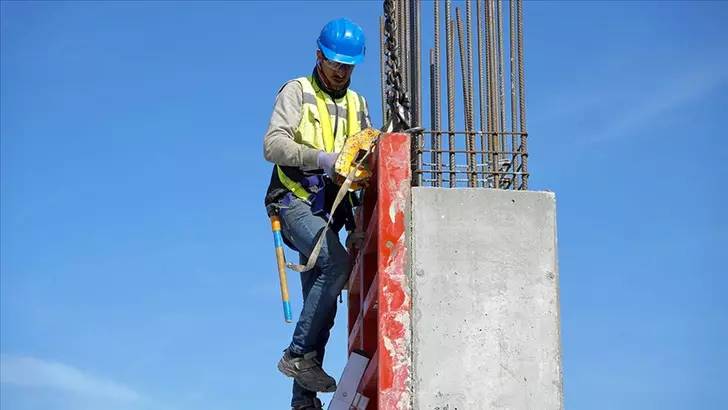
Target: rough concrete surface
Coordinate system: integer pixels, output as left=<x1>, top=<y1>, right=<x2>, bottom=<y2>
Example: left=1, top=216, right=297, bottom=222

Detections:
left=410, top=187, right=562, bottom=410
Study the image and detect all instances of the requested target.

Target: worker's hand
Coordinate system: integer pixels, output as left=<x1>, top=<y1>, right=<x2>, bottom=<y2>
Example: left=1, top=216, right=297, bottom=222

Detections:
left=317, top=151, right=339, bottom=180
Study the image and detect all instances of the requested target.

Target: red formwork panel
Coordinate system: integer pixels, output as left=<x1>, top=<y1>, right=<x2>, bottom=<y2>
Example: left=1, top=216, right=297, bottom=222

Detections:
left=347, top=132, right=411, bottom=409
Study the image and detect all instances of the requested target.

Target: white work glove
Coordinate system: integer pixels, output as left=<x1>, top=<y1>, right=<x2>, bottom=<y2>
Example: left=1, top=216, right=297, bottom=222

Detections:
left=317, top=151, right=339, bottom=180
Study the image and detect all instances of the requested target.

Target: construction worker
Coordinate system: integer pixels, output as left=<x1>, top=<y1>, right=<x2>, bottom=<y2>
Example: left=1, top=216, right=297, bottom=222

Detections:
left=263, top=18, right=371, bottom=410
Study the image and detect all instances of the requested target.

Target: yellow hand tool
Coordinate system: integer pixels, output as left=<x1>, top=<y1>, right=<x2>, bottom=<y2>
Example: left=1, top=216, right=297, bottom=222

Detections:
left=333, top=128, right=381, bottom=191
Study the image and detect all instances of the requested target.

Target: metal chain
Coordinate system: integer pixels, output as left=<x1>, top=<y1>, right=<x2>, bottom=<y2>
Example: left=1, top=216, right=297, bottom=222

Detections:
left=383, top=0, right=411, bottom=131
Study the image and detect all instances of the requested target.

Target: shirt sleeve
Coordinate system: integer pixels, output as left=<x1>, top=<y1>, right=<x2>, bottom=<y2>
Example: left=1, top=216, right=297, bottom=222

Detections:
left=262, top=81, right=321, bottom=169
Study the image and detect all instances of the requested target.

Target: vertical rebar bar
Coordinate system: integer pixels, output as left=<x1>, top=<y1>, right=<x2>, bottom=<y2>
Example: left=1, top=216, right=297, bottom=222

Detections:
left=517, top=0, right=528, bottom=189
left=400, top=0, right=409, bottom=97
left=476, top=0, right=486, bottom=187
left=455, top=8, right=473, bottom=187
left=493, top=0, right=501, bottom=188
left=409, top=0, right=422, bottom=186
left=490, top=0, right=500, bottom=155
left=509, top=0, right=518, bottom=188
left=445, top=1, right=456, bottom=187
left=465, top=0, right=477, bottom=187
left=497, top=0, right=507, bottom=175
left=429, top=48, right=437, bottom=185
left=380, top=15, right=387, bottom=126
left=433, top=0, right=442, bottom=187
left=409, top=0, right=421, bottom=128
left=485, top=0, right=499, bottom=188
left=484, top=0, right=491, bottom=186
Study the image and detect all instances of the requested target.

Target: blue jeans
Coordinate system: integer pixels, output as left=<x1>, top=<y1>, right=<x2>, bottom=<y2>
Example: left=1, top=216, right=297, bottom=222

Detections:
left=277, top=195, right=351, bottom=407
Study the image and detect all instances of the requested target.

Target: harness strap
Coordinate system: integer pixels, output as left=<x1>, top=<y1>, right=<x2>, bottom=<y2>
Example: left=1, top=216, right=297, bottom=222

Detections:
left=287, top=134, right=379, bottom=273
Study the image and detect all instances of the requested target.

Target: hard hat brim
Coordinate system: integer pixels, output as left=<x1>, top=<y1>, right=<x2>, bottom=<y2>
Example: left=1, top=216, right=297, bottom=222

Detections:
left=318, top=40, right=364, bottom=66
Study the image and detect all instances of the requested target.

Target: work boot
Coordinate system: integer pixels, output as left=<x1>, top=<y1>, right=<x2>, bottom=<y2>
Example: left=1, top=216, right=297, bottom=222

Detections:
left=292, top=397, right=323, bottom=410
left=277, top=350, right=337, bottom=393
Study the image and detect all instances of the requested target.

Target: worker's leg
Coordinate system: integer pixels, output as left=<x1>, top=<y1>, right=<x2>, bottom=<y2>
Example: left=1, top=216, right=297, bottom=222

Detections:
left=312, top=299, right=336, bottom=360
left=290, top=305, right=336, bottom=408
left=290, top=256, right=338, bottom=407
left=278, top=197, right=351, bottom=355
left=298, top=253, right=339, bottom=359
left=291, top=263, right=322, bottom=408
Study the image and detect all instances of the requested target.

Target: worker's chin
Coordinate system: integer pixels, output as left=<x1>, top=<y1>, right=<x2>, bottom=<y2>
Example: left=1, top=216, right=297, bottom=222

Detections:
left=330, top=80, right=348, bottom=90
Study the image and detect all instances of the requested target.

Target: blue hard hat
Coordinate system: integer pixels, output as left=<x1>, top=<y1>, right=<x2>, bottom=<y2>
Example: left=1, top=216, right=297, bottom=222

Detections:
left=317, top=18, right=366, bottom=65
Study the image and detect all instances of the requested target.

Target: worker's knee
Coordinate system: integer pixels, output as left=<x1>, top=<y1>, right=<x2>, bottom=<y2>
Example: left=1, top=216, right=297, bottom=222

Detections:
left=319, top=253, right=350, bottom=283
left=321, top=227, right=349, bottom=260
left=317, top=232, right=351, bottom=283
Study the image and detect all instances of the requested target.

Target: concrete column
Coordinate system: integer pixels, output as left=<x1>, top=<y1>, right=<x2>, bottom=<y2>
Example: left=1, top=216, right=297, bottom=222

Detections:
left=410, top=187, right=562, bottom=410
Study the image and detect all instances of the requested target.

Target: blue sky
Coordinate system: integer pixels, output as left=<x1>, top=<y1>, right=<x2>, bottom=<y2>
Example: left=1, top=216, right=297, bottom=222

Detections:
left=1, top=1, right=726, bottom=409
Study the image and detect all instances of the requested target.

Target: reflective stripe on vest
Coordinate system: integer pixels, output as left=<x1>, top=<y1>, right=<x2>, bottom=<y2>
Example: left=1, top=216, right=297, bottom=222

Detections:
left=309, top=77, right=361, bottom=152
left=277, top=76, right=365, bottom=201
left=276, top=166, right=313, bottom=203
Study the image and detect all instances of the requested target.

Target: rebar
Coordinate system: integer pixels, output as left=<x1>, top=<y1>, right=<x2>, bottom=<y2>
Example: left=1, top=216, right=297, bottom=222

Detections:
left=433, top=0, right=442, bottom=187
left=465, top=1, right=477, bottom=187
left=485, top=0, right=498, bottom=187
left=380, top=15, right=388, bottom=126
left=380, top=0, right=529, bottom=191
left=409, top=0, right=422, bottom=186
left=409, top=0, right=421, bottom=128
left=476, top=0, right=486, bottom=187
left=517, top=0, right=528, bottom=189
left=497, top=0, right=506, bottom=167
left=509, top=0, right=518, bottom=188
left=429, top=49, right=438, bottom=186
left=400, top=0, right=408, bottom=96
left=445, top=1, right=456, bottom=187
left=455, top=9, right=472, bottom=187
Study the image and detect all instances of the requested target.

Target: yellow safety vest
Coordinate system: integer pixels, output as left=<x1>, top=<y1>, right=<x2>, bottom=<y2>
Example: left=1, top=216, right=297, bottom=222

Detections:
left=275, top=76, right=367, bottom=202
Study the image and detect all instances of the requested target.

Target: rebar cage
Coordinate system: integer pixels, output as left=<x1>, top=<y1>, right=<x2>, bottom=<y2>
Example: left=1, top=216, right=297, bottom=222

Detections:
left=380, top=0, right=529, bottom=189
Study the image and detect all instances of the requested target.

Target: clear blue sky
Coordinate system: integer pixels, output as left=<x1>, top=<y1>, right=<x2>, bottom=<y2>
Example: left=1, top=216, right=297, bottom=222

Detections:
left=1, top=1, right=726, bottom=409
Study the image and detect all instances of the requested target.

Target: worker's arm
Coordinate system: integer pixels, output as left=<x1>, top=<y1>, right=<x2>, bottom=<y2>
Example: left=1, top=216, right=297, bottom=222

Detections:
left=263, top=81, right=321, bottom=169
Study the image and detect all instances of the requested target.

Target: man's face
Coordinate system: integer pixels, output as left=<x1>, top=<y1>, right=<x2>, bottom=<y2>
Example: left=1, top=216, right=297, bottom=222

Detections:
left=317, top=50, right=355, bottom=91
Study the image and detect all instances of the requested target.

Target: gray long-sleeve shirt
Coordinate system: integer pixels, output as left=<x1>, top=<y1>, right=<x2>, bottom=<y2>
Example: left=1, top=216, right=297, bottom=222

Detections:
left=262, top=80, right=371, bottom=171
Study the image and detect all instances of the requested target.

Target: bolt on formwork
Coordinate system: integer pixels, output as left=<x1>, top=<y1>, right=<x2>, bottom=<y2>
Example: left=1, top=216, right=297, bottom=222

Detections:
left=380, top=0, right=529, bottom=190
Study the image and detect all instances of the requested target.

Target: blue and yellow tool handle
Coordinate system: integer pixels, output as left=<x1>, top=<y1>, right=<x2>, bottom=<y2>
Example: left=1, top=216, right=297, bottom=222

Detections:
left=270, top=215, right=293, bottom=323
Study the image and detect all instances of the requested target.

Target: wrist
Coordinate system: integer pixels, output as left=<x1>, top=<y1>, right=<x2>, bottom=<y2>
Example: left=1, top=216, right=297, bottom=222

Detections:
left=316, top=151, right=328, bottom=169
left=303, top=148, right=321, bottom=169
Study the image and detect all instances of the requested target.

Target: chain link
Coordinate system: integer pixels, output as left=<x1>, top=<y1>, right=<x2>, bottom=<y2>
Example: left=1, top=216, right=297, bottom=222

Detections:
left=383, top=0, right=411, bottom=131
